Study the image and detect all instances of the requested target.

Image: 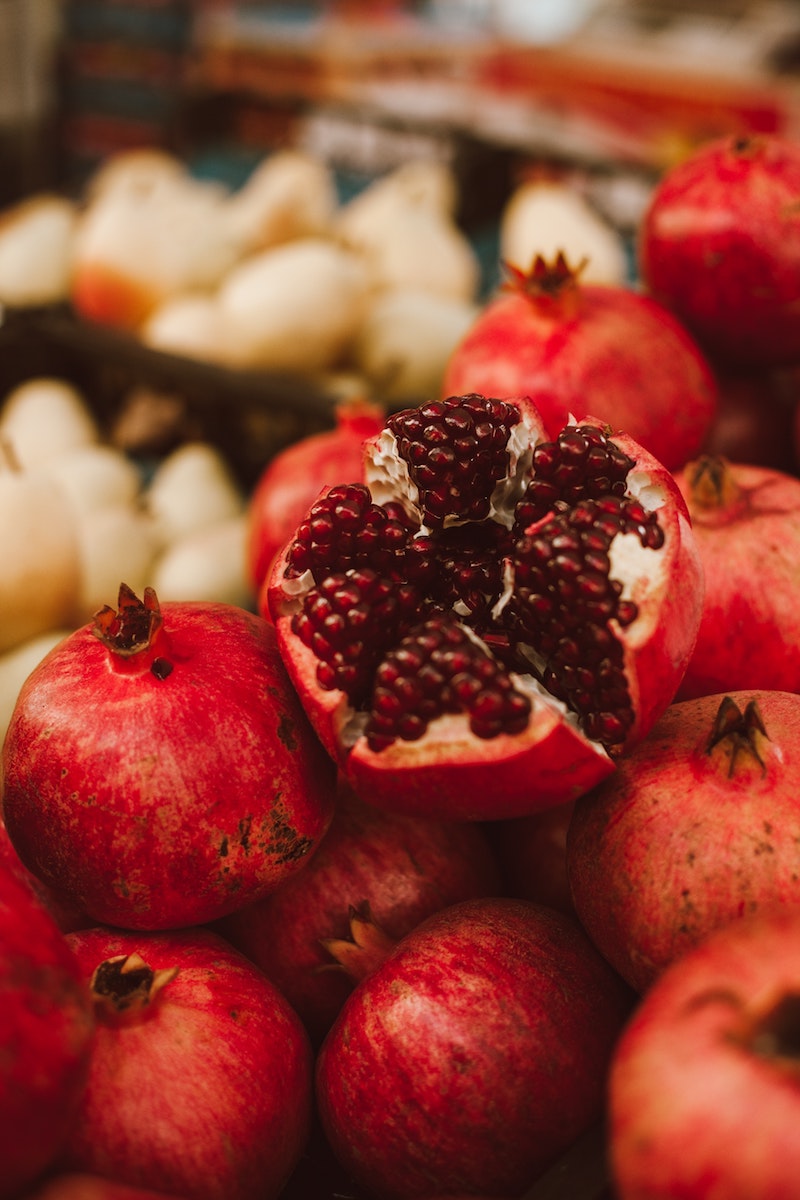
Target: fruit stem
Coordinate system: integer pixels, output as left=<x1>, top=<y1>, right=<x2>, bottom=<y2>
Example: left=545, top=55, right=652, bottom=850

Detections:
left=90, top=952, right=179, bottom=1024
left=318, top=900, right=397, bottom=983
left=684, top=455, right=742, bottom=512
left=706, top=695, right=768, bottom=778
left=502, top=251, right=587, bottom=315
left=92, top=582, right=173, bottom=675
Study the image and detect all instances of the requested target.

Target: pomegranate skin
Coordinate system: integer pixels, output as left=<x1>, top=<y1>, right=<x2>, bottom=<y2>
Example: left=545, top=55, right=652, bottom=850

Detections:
left=1, top=593, right=336, bottom=930
left=0, top=865, right=95, bottom=1199
left=673, top=456, right=800, bottom=700
left=248, top=398, right=385, bottom=597
left=441, top=266, right=717, bottom=471
left=568, top=690, right=800, bottom=993
left=639, top=133, right=800, bottom=369
left=23, top=1175, right=183, bottom=1200
left=609, top=911, right=800, bottom=1200
left=316, top=896, right=632, bottom=1200
left=58, top=926, right=313, bottom=1200
left=216, top=782, right=503, bottom=1044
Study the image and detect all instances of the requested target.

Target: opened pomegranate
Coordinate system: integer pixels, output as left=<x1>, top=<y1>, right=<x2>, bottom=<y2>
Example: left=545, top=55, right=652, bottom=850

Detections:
left=217, top=779, right=502, bottom=1044
left=568, top=690, right=800, bottom=993
left=440, top=254, right=717, bottom=470
left=609, top=910, right=800, bottom=1199
left=57, top=926, right=313, bottom=1200
left=0, top=862, right=95, bottom=1199
left=1, top=584, right=336, bottom=930
left=315, top=896, right=632, bottom=1200
left=673, top=455, right=800, bottom=699
left=248, top=397, right=385, bottom=597
left=268, top=394, right=704, bottom=821
left=639, top=133, right=800, bottom=369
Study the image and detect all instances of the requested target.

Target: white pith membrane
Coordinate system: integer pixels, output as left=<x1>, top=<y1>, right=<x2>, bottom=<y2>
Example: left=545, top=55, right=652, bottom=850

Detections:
left=273, top=403, right=671, bottom=770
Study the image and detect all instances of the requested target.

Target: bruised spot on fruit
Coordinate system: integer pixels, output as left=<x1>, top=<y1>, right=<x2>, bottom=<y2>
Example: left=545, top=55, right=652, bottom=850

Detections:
left=276, top=712, right=299, bottom=752
left=268, top=800, right=314, bottom=864
left=219, top=836, right=229, bottom=858
left=238, top=816, right=252, bottom=853
left=150, top=657, right=173, bottom=680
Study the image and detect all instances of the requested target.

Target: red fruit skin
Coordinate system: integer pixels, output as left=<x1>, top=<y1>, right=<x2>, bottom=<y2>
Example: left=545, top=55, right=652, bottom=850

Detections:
left=609, top=910, right=800, bottom=1200
left=673, top=458, right=800, bottom=699
left=23, top=1175, right=181, bottom=1200
left=639, top=133, right=800, bottom=369
left=0, top=865, right=95, bottom=1199
left=1, top=602, right=336, bottom=930
left=316, top=896, right=632, bottom=1200
left=441, top=283, right=717, bottom=471
left=216, top=782, right=503, bottom=1044
left=568, top=690, right=800, bottom=993
left=248, top=399, right=385, bottom=597
left=58, top=926, right=313, bottom=1200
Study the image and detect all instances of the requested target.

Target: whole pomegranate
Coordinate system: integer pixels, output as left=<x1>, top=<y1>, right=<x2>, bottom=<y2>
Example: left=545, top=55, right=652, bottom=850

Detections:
left=568, top=690, right=800, bottom=993
left=609, top=910, right=800, bottom=1199
left=673, top=455, right=800, bottom=699
left=247, top=397, right=385, bottom=596
left=639, top=133, right=800, bottom=369
left=0, top=863, right=95, bottom=1199
left=268, top=394, right=704, bottom=821
left=217, top=780, right=502, bottom=1044
left=57, top=926, right=313, bottom=1200
left=1, top=584, right=336, bottom=930
left=440, top=254, right=717, bottom=470
left=315, top=896, right=632, bottom=1200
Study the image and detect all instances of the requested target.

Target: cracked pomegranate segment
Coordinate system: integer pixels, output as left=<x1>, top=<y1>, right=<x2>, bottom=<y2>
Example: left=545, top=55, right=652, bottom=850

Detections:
left=268, top=393, right=705, bottom=821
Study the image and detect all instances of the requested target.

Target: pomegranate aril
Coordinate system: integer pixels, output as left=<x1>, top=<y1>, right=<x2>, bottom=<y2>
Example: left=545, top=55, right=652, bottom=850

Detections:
left=387, top=394, right=522, bottom=529
left=285, top=484, right=417, bottom=581
left=364, top=617, right=532, bottom=751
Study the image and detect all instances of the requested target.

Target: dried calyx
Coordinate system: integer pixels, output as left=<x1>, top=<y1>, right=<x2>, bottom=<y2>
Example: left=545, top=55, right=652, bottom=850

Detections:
left=278, top=394, right=668, bottom=756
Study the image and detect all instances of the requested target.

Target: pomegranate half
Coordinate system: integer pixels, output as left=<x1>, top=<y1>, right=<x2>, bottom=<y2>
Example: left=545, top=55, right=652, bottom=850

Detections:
left=1, top=585, right=336, bottom=930
left=268, top=394, right=704, bottom=821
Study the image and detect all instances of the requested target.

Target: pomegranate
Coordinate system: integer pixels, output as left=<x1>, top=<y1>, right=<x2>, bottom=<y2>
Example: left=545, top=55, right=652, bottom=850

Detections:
left=568, top=690, right=800, bottom=993
left=639, top=133, right=800, bottom=369
left=247, top=397, right=385, bottom=597
left=0, top=819, right=89, bottom=934
left=57, top=926, right=313, bottom=1200
left=1, top=584, right=336, bottom=930
left=0, top=863, right=95, bottom=1199
left=217, top=779, right=502, bottom=1044
left=268, top=394, right=704, bottom=821
left=440, top=254, right=717, bottom=471
left=673, top=455, right=800, bottom=699
left=315, top=896, right=632, bottom=1200
left=609, top=909, right=800, bottom=1200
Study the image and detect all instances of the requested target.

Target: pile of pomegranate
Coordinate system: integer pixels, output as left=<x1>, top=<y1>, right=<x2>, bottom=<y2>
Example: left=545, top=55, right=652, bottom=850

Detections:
left=2, top=130, right=800, bottom=1200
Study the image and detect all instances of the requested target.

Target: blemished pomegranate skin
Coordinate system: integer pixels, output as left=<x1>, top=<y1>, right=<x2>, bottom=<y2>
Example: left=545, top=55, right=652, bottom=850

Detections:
left=568, top=690, right=800, bottom=993
left=1, top=586, right=336, bottom=930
